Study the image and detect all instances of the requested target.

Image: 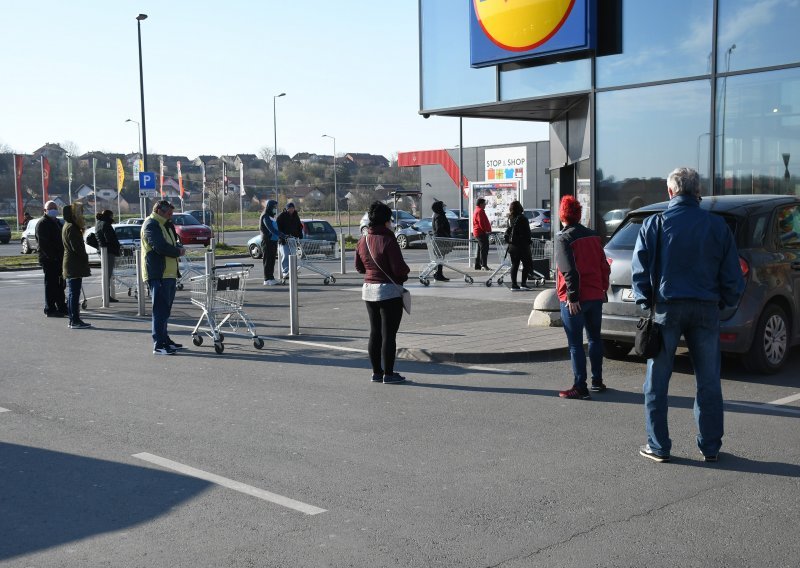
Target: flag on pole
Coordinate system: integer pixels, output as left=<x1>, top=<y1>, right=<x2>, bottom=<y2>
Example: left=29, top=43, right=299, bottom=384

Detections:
left=116, top=158, right=125, bottom=192
left=159, top=157, right=165, bottom=198
left=42, top=157, right=51, bottom=204
left=67, top=156, right=72, bottom=183
left=177, top=160, right=184, bottom=201
left=132, top=158, right=141, bottom=179
left=14, top=155, right=24, bottom=226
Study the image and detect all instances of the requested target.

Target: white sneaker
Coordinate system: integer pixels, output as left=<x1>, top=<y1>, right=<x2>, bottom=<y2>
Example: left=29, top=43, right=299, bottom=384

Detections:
left=263, top=280, right=270, bottom=285
left=265, top=279, right=279, bottom=286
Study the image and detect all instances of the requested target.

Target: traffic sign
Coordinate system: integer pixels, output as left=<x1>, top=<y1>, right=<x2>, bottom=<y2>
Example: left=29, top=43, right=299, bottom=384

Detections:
left=139, top=171, right=158, bottom=198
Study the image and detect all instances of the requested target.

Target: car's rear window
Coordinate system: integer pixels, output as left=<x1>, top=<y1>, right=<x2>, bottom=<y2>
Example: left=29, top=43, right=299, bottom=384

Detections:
left=305, top=221, right=333, bottom=235
left=608, top=212, right=740, bottom=250
left=115, top=226, right=141, bottom=240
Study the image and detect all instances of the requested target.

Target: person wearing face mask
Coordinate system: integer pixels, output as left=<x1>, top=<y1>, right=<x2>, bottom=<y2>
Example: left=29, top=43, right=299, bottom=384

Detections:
left=259, top=199, right=284, bottom=285
left=141, top=200, right=187, bottom=355
left=36, top=200, right=68, bottom=317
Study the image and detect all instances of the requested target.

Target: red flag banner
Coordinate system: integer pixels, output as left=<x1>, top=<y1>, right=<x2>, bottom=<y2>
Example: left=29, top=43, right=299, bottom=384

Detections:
left=177, top=160, right=184, bottom=200
left=42, top=157, right=51, bottom=203
left=15, top=155, right=25, bottom=225
left=159, top=157, right=165, bottom=198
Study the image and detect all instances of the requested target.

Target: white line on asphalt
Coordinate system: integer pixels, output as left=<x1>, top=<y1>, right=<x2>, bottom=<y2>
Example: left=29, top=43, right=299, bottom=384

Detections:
left=725, top=401, right=800, bottom=416
left=132, top=452, right=326, bottom=515
left=467, top=365, right=515, bottom=374
left=767, top=392, right=800, bottom=406
left=0, top=407, right=10, bottom=413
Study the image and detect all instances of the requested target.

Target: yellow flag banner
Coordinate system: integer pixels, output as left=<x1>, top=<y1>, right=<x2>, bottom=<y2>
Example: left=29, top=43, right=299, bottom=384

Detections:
left=116, top=158, right=125, bottom=192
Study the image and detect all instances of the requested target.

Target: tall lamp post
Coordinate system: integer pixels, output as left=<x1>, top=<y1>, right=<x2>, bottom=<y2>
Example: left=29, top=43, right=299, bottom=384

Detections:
left=135, top=13, right=149, bottom=215
left=125, top=118, right=142, bottom=215
left=273, top=92, right=286, bottom=203
left=322, top=134, right=338, bottom=225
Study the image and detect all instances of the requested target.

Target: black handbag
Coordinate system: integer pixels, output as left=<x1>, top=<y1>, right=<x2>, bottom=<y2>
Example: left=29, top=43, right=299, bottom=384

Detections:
left=633, top=215, right=663, bottom=358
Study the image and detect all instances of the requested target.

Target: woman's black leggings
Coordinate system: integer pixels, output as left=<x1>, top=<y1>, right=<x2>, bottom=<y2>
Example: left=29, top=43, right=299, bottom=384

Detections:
left=508, top=244, right=533, bottom=286
left=365, top=296, right=404, bottom=375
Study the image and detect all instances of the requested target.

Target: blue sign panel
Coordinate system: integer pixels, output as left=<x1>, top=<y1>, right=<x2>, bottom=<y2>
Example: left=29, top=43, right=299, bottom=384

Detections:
left=139, top=171, right=157, bottom=190
left=470, top=0, right=594, bottom=68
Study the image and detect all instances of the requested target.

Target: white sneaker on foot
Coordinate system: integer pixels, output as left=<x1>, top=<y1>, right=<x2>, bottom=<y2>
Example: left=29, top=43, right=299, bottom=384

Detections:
left=265, top=279, right=279, bottom=286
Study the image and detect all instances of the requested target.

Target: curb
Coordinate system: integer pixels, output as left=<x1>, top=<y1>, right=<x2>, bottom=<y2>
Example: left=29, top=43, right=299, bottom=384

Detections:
left=396, top=345, right=571, bottom=364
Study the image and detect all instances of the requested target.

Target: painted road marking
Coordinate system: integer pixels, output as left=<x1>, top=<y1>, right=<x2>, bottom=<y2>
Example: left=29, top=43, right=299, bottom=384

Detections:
left=768, top=392, right=800, bottom=406
left=726, top=401, right=800, bottom=416
left=0, top=407, right=10, bottom=413
left=132, top=452, right=326, bottom=515
left=467, top=365, right=515, bottom=374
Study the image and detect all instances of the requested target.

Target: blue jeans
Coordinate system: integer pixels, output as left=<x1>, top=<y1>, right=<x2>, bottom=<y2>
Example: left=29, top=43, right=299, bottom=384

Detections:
left=560, top=299, right=604, bottom=388
left=644, top=301, right=723, bottom=457
left=66, top=277, right=83, bottom=324
left=279, top=243, right=290, bottom=277
left=149, top=278, right=177, bottom=348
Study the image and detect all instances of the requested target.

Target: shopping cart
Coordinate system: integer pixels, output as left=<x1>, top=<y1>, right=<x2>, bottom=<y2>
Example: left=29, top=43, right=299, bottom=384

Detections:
left=188, top=263, right=264, bottom=354
left=114, top=246, right=140, bottom=297
left=281, top=237, right=338, bottom=285
left=177, top=248, right=208, bottom=290
left=485, top=234, right=550, bottom=288
left=419, top=235, right=475, bottom=286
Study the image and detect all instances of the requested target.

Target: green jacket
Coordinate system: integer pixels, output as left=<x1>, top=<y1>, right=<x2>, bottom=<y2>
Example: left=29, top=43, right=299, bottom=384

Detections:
left=62, top=205, right=91, bottom=279
left=140, top=213, right=182, bottom=281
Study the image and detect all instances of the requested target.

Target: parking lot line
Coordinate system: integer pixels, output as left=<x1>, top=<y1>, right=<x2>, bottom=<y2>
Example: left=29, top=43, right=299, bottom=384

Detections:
left=0, top=407, right=10, bottom=413
left=768, top=392, right=800, bottom=406
left=725, top=401, right=800, bottom=416
left=132, top=452, right=326, bottom=515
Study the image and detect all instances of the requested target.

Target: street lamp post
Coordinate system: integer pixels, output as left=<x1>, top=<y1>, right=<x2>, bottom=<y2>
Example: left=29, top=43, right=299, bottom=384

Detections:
left=322, top=134, right=338, bottom=225
left=125, top=118, right=143, bottom=215
left=136, top=13, right=149, bottom=214
left=273, top=92, right=285, bottom=203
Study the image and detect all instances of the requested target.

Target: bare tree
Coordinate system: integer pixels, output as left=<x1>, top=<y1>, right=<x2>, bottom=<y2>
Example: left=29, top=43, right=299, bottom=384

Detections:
left=61, top=140, right=81, bottom=156
left=0, top=142, right=13, bottom=153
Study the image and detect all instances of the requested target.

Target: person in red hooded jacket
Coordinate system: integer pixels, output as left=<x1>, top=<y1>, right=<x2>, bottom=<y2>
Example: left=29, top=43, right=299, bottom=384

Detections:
left=554, top=195, right=610, bottom=400
left=472, top=197, right=492, bottom=270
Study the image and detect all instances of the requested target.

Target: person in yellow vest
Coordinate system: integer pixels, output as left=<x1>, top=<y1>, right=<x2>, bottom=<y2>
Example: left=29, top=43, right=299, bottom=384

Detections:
left=141, top=200, right=186, bottom=355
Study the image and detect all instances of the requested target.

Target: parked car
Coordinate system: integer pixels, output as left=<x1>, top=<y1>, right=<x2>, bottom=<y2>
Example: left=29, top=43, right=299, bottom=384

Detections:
left=395, top=217, right=469, bottom=249
left=170, top=213, right=212, bottom=246
left=84, top=224, right=142, bottom=265
left=0, top=219, right=11, bottom=244
left=524, top=209, right=552, bottom=238
left=602, top=208, right=630, bottom=234
left=247, top=219, right=337, bottom=258
left=601, top=195, right=800, bottom=374
left=124, top=218, right=145, bottom=225
left=185, top=209, right=214, bottom=225
left=359, top=209, right=417, bottom=235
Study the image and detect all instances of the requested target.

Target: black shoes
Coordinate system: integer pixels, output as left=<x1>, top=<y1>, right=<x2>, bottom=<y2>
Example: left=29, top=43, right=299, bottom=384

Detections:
left=371, top=373, right=383, bottom=382
left=108, top=297, right=120, bottom=303
left=639, top=445, right=670, bottom=463
left=558, top=385, right=591, bottom=399
left=68, top=320, right=92, bottom=329
left=153, top=344, right=177, bottom=355
left=702, top=454, right=719, bottom=463
left=383, top=373, right=406, bottom=384
left=166, top=338, right=185, bottom=350
left=590, top=381, right=607, bottom=393
left=433, top=275, right=450, bottom=282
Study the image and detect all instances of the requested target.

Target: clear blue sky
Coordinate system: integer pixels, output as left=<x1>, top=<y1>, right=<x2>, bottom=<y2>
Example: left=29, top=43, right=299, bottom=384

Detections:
left=0, top=0, right=547, bottom=160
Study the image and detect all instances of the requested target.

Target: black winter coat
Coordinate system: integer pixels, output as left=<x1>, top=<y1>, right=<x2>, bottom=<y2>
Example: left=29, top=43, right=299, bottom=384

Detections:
left=35, top=215, right=64, bottom=265
left=95, top=218, right=122, bottom=256
left=62, top=206, right=91, bottom=279
left=505, top=214, right=532, bottom=247
left=276, top=210, right=303, bottom=239
left=432, top=213, right=450, bottom=237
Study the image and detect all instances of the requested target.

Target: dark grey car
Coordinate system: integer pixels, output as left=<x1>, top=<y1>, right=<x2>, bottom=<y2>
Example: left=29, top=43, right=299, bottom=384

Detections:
left=601, top=195, right=800, bottom=374
left=0, top=219, right=10, bottom=244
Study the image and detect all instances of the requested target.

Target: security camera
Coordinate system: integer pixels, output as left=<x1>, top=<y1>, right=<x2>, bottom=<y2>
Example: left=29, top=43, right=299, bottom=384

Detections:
left=422, top=113, right=430, bottom=119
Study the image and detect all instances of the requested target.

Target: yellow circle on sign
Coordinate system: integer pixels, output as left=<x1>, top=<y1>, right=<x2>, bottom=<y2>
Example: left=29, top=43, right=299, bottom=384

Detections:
left=474, top=0, right=576, bottom=52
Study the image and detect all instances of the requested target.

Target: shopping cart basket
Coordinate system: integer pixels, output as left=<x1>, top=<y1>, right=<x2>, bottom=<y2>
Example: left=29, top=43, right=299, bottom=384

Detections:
left=188, top=263, right=264, bottom=354
left=177, top=248, right=208, bottom=290
left=485, top=235, right=549, bottom=288
left=280, top=237, right=337, bottom=285
left=114, top=246, right=140, bottom=297
left=419, top=235, right=475, bottom=286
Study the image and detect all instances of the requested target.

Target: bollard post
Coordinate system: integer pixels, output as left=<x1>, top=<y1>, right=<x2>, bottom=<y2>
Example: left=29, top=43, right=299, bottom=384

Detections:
left=339, top=233, right=346, bottom=274
left=100, top=246, right=110, bottom=308
left=135, top=249, right=146, bottom=317
left=289, top=254, right=299, bottom=335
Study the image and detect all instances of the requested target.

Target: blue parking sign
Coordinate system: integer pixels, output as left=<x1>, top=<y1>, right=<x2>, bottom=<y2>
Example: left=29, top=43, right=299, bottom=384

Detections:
left=139, top=172, right=157, bottom=189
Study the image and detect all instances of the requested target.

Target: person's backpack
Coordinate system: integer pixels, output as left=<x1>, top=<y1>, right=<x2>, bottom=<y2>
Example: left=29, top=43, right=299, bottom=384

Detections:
left=85, top=231, right=99, bottom=250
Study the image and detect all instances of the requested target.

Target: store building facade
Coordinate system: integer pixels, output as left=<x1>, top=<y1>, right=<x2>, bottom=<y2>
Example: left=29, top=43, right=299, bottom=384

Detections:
left=414, top=0, right=800, bottom=238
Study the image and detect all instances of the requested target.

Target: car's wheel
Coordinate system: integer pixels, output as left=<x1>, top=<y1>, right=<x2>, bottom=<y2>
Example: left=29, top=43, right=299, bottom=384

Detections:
left=743, top=304, right=790, bottom=374
left=21, top=238, right=30, bottom=255
left=397, top=234, right=408, bottom=249
left=249, top=243, right=262, bottom=259
left=0, top=239, right=9, bottom=244
left=603, top=339, right=633, bottom=360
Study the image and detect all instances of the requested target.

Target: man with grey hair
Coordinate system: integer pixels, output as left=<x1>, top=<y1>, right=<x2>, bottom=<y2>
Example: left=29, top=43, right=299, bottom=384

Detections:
left=36, top=200, right=67, bottom=317
left=631, top=167, right=744, bottom=464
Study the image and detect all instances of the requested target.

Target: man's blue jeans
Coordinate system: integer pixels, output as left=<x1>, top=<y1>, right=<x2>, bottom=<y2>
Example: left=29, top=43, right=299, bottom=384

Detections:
left=66, top=277, right=83, bottom=324
left=560, top=299, right=604, bottom=388
left=279, top=243, right=290, bottom=277
left=644, top=301, right=723, bottom=457
left=149, top=278, right=177, bottom=348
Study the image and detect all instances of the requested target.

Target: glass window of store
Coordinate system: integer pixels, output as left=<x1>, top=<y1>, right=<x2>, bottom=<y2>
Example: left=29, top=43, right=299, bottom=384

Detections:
left=595, top=80, right=712, bottom=239
left=420, top=0, right=497, bottom=111
left=717, top=0, right=800, bottom=72
left=500, top=59, right=591, bottom=101
left=716, top=67, right=800, bottom=195
left=596, top=0, right=713, bottom=88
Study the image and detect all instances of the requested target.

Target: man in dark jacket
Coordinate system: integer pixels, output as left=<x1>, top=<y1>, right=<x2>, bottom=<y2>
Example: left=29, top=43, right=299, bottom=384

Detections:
left=36, top=200, right=67, bottom=317
left=259, top=199, right=283, bottom=285
left=555, top=195, right=611, bottom=400
left=276, top=202, right=303, bottom=280
left=95, top=210, right=122, bottom=302
left=431, top=200, right=450, bottom=282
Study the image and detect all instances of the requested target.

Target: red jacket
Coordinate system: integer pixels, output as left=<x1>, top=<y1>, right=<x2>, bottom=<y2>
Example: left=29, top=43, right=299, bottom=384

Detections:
left=355, top=225, right=410, bottom=284
left=472, top=206, right=491, bottom=237
left=555, top=223, right=610, bottom=303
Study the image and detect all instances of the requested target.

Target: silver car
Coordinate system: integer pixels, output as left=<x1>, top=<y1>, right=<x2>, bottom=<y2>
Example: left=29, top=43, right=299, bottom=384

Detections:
left=601, top=195, right=800, bottom=374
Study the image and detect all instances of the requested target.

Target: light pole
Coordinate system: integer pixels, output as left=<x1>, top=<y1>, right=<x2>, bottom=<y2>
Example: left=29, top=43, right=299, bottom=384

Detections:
left=322, top=134, right=338, bottom=225
left=136, top=13, right=149, bottom=214
left=125, top=118, right=142, bottom=215
left=273, top=92, right=285, bottom=203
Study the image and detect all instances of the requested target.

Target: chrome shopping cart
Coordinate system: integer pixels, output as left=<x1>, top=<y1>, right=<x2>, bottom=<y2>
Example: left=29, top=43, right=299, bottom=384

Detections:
left=177, top=248, right=208, bottom=291
left=188, top=263, right=264, bottom=354
left=281, top=237, right=338, bottom=285
left=114, top=246, right=141, bottom=297
left=485, top=234, right=550, bottom=288
left=419, top=235, right=475, bottom=286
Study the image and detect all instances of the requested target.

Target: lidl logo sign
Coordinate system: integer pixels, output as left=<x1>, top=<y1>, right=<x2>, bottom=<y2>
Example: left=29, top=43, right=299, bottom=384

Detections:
left=470, top=0, right=594, bottom=68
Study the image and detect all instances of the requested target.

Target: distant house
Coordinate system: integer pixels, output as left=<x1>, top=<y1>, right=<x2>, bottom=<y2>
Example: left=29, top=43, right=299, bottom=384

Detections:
left=344, top=153, right=389, bottom=168
left=33, top=143, right=68, bottom=160
left=74, top=184, right=95, bottom=200
left=285, top=185, right=325, bottom=206
left=78, top=151, right=110, bottom=168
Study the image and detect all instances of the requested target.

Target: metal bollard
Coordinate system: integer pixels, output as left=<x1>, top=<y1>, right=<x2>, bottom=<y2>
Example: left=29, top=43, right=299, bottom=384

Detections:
left=135, top=250, right=146, bottom=317
left=100, top=247, right=110, bottom=308
left=339, top=233, right=346, bottom=274
left=289, top=254, right=299, bottom=335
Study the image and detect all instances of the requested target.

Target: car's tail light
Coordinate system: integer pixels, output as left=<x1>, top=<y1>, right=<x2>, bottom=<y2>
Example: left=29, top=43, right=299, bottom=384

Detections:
left=606, top=257, right=613, bottom=266
left=720, top=332, right=737, bottom=343
left=739, top=257, right=749, bottom=278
